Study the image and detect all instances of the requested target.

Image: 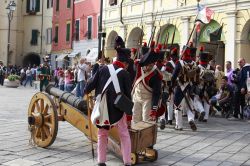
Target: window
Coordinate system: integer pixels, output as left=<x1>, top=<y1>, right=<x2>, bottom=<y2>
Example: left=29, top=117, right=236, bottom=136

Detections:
left=66, top=23, right=71, bottom=42
left=47, top=0, right=53, bottom=8
left=46, top=28, right=52, bottom=44
left=26, top=0, right=40, bottom=13
left=54, top=26, right=59, bottom=43
left=67, top=0, right=71, bottom=8
left=87, top=16, right=92, bottom=39
left=75, top=20, right=80, bottom=41
left=56, top=0, right=59, bottom=11
left=31, top=30, right=39, bottom=45
left=109, top=0, right=117, bottom=6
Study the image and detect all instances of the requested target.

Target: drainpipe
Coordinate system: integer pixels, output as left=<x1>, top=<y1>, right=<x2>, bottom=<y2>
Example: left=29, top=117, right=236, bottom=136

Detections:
left=98, top=0, right=103, bottom=54
left=40, top=0, right=44, bottom=59
left=71, top=0, right=75, bottom=50
left=120, top=0, right=124, bottom=25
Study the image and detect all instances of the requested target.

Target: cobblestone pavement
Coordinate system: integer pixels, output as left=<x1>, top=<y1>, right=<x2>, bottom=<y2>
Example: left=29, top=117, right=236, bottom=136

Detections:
left=0, top=85, right=250, bottom=166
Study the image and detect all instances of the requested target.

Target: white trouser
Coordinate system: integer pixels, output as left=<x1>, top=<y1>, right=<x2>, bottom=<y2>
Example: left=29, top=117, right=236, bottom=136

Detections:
left=203, top=100, right=210, bottom=120
left=160, top=93, right=174, bottom=121
left=174, top=98, right=195, bottom=129
left=194, top=95, right=210, bottom=120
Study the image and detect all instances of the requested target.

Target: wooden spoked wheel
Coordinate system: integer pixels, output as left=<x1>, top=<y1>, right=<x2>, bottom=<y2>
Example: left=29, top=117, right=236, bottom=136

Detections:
left=28, top=92, right=58, bottom=148
left=145, top=148, right=158, bottom=162
left=131, top=153, right=138, bottom=165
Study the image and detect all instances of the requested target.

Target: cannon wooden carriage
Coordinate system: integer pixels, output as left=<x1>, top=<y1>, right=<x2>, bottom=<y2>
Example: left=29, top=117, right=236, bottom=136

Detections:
left=27, top=85, right=158, bottom=165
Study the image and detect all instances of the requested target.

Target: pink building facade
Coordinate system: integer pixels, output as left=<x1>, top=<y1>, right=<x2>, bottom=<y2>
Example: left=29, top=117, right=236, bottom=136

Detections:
left=51, top=0, right=74, bottom=69
left=73, top=0, right=100, bottom=58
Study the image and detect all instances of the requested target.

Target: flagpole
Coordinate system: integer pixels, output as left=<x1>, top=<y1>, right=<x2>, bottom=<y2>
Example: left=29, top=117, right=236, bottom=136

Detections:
left=186, top=0, right=200, bottom=46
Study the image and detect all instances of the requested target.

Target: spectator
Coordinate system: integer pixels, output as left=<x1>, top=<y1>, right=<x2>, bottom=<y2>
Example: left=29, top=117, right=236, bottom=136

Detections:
left=0, top=62, right=5, bottom=86
left=54, top=67, right=59, bottom=87
left=24, top=67, right=33, bottom=87
left=76, top=58, right=87, bottom=98
left=215, top=65, right=224, bottom=90
left=225, top=61, right=233, bottom=85
left=231, top=58, right=250, bottom=120
left=20, top=67, right=26, bottom=85
left=58, top=68, right=64, bottom=91
left=64, top=69, right=75, bottom=92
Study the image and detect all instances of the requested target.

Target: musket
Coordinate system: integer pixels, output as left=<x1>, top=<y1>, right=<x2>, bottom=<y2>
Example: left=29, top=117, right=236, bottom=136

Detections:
left=170, top=24, right=176, bottom=49
left=156, top=10, right=164, bottom=46
left=135, top=11, right=144, bottom=60
left=148, top=10, right=159, bottom=47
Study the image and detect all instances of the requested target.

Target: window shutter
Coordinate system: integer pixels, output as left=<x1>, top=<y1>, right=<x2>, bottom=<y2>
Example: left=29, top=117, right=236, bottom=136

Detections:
left=54, top=26, right=58, bottom=43
left=35, top=0, right=40, bottom=12
left=56, top=0, right=59, bottom=11
left=67, top=0, right=71, bottom=8
left=26, top=0, right=30, bottom=12
left=66, top=23, right=70, bottom=42
left=47, top=0, right=49, bottom=8
left=87, top=17, right=92, bottom=39
left=31, top=30, right=38, bottom=45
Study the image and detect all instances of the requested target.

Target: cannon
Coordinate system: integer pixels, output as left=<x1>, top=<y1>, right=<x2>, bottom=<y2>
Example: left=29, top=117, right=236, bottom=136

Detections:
left=27, top=84, right=158, bottom=165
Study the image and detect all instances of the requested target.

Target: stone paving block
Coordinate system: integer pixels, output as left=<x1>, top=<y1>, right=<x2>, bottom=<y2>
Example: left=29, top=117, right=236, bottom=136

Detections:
left=2, top=158, right=39, bottom=166
left=220, top=145, right=246, bottom=154
left=242, top=159, right=250, bottom=166
left=207, top=152, right=232, bottom=161
left=196, top=160, right=221, bottom=166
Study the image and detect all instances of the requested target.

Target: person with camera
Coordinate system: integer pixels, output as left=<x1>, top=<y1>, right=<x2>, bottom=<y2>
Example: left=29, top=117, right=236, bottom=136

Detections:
left=229, top=58, right=250, bottom=120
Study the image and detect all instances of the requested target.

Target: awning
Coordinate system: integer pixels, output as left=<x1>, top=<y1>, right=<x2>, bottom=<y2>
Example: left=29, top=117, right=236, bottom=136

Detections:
left=68, top=51, right=80, bottom=58
left=56, top=54, right=68, bottom=61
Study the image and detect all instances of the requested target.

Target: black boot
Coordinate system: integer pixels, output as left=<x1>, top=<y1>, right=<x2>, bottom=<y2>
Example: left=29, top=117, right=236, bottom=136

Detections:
left=168, top=120, right=172, bottom=125
left=98, top=163, right=106, bottom=166
left=159, top=119, right=166, bottom=130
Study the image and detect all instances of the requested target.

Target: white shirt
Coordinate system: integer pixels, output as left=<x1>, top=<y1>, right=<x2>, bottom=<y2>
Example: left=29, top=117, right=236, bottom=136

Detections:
left=77, top=63, right=87, bottom=82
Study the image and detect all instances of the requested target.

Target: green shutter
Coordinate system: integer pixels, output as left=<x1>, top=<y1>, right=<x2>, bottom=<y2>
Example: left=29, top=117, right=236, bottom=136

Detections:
left=56, top=0, right=59, bottom=11
left=47, top=0, right=49, bottom=8
left=31, top=30, right=38, bottom=45
left=55, top=26, right=58, bottom=43
left=67, top=0, right=71, bottom=8
left=88, top=17, right=92, bottom=39
left=75, top=20, right=80, bottom=41
left=26, top=0, right=30, bottom=12
left=66, top=23, right=70, bottom=42
left=35, top=0, right=40, bottom=12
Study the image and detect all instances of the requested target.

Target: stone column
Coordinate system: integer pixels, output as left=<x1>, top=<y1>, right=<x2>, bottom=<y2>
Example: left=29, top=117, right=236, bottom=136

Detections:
left=119, top=25, right=127, bottom=43
left=181, top=16, right=190, bottom=49
left=225, top=11, right=237, bottom=68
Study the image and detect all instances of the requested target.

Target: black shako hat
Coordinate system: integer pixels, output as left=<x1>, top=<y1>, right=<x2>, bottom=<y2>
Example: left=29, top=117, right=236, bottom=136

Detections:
left=139, top=49, right=160, bottom=67
left=114, top=36, right=125, bottom=49
left=199, top=51, right=209, bottom=62
left=116, top=48, right=131, bottom=63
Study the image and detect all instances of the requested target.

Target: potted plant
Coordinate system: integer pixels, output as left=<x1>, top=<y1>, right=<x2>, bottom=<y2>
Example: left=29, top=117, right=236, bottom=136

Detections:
left=4, top=74, right=21, bottom=88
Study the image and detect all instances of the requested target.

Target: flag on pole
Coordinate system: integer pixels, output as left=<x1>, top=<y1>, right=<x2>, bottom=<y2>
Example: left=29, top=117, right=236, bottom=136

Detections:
left=210, top=24, right=223, bottom=42
left=196, top=4, right=214, bottom=24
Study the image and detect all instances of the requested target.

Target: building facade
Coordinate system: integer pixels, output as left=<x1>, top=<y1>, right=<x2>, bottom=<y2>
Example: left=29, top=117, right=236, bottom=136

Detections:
left=0, top=0, right=53, bottom=67
left=73, top=0, right=100, bottom=60
left=51, top=0, right=74, bottom=69
left=103, top=0, right=250, bottom=68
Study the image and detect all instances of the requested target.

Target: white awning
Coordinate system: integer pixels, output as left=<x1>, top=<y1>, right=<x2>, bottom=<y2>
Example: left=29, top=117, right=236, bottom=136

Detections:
left=68, top=51, right=80, bottom=58
left=56, top=54, right=68, bottom=61
left=85, top=48, right=98, bottom=63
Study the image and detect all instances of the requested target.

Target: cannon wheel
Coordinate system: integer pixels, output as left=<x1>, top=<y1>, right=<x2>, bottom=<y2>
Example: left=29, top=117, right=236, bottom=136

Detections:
left=131, top=153, right=138, bottom=165
left=28, top=92, right=58, bottom=148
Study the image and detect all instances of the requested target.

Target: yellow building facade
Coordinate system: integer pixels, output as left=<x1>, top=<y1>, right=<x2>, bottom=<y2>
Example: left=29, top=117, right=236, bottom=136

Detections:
left=0, top=0, right=53, bottom=66
left=103, top=0, right=250, bottom=68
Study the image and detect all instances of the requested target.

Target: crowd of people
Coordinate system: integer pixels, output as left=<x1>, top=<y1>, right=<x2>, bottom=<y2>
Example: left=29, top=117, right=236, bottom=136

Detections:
left=1, top=36, right=250, bottom=166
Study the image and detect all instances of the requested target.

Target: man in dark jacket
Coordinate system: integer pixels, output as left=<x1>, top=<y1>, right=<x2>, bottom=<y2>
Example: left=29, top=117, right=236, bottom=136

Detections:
left=84, top=36, right=132, bottom=166
left=230, top=58, right=250, bottom=120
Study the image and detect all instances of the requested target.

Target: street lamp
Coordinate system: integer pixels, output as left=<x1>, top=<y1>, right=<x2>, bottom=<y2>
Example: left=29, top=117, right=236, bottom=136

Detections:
left=6, top=1, right=16, bottom=66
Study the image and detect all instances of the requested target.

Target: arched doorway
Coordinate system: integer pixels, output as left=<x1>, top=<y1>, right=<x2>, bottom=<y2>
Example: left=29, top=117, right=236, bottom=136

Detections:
left=198, top=20, right=225, bottom=68
left=240, top=19, right=250, bottom=63
left=106, top=31, right=118, bottom=58
left=126, top=27, right=143, bottom=48
left=23, top=53, right=41, bottom=67
left=158, top=24, right=180, bottom=51
left=106, top=31, right=118, bottom=49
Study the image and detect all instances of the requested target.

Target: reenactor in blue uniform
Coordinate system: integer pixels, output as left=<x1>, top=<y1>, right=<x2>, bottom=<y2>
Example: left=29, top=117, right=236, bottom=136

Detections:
left=160, top=47, right=179, bottom=129
left=194, top=48, right=215, bottom=122
left=171, top=46, right=199, bottom=131
left=38, top=57, right=51, bottom=92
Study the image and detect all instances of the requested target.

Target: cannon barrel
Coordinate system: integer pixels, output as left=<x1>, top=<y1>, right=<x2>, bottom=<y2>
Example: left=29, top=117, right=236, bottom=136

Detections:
left=45, top=84, right=87, bottom=112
